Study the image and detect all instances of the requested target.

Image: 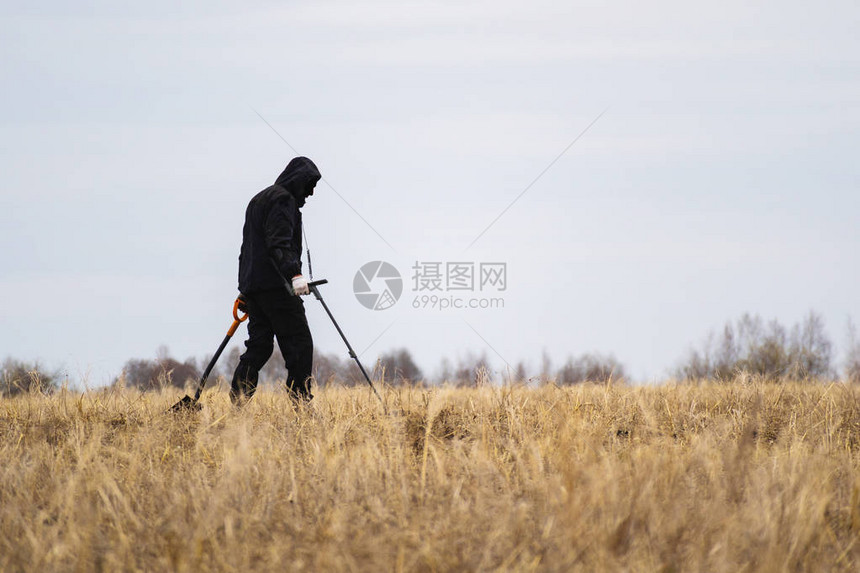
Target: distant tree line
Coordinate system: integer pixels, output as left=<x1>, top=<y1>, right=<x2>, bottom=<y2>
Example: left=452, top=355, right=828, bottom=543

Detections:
left=106, top=346, right=627, bottom=391
left=4, top=310, right=860, bottom=396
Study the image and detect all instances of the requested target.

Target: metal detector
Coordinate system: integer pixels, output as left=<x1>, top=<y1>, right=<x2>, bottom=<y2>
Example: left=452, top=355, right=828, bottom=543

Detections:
left=308, top=280, right=385, bottom=407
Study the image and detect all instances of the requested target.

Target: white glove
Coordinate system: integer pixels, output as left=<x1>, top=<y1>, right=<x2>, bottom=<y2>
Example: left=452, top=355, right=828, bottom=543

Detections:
left=291, top=275, right=309, bottom=296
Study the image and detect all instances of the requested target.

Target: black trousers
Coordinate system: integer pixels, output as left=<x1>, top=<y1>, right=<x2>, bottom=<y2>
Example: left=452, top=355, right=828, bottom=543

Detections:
left=231, top=288, right=314, bottom=402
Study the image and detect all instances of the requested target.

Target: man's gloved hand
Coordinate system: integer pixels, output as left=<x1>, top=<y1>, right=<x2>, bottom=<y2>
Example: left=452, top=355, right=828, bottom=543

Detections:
left=237, top=294, right=248, bottom=313
left=291, top=275, right=309, bottom=296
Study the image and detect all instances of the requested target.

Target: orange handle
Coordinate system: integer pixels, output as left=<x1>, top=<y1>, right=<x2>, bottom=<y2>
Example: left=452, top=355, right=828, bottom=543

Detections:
left=227, top=298, right=249, bottom=336
left=233, top=298, right=249, bottom=322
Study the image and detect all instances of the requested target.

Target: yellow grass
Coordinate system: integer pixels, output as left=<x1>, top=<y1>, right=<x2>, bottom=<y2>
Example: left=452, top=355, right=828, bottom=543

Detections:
left=2, top=380, right=860, bottom=572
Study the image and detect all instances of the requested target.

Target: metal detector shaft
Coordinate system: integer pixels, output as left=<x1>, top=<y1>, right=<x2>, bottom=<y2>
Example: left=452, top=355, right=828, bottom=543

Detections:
left=309, top=280, right=384, bottom=405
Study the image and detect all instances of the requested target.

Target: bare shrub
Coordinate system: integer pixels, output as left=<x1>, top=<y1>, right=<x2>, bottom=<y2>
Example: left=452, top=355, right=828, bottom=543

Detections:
left=845, top=319, right=860, bottom=383
left=218, top=347, right=242, bottom=380
left=313, top=350, right=347, bottom=386
left=116, top=347, right=200, bottom=390
left=677, top=311, right=834, bottom=382
left=555, top=353, right=627, bottom=384
left=788, top=311, right=833, bottom=379
left=455, top=352, right=491, bottom=387
left=1, top=358, right=58, bottom=396
left=377, top=348, right=423, bottom=385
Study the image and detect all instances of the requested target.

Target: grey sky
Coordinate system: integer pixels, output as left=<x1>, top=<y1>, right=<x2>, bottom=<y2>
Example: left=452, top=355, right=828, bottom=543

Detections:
left=2, top=1, right=858, bottom=385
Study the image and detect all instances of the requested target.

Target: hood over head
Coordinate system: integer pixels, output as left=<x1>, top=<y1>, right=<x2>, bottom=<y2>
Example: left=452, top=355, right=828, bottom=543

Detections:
left=275, top=156, right=321, bottom=206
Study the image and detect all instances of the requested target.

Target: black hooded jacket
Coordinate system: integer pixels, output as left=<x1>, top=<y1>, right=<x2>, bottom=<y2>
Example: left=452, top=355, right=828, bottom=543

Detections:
left=238, top=157, right=321, bottom=294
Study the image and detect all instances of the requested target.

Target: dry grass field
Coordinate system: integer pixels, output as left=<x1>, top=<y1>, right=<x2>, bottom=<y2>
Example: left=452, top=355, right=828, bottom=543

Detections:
left=2, top=379, right=860, bottom=572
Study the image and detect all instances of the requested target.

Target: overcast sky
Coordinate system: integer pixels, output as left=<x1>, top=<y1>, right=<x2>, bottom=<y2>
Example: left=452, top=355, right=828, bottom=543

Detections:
left=2, top=0, right=858, bottom=386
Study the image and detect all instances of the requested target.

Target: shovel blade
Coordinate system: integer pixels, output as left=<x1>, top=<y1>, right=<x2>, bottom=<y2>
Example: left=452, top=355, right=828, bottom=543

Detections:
left=169, top=395, right=202, bottom=413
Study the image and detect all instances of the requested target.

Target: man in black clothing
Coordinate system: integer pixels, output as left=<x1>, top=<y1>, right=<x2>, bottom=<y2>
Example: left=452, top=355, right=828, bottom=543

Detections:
left=231, top=156, right=321, bottom=404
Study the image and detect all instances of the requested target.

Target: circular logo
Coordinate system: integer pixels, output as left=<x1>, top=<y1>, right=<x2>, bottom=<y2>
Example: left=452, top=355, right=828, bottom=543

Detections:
left=353, top=261, right=403, bottom=310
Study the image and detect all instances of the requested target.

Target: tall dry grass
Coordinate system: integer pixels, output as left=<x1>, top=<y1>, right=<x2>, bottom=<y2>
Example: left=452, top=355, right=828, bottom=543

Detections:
left=2, top=379, right=860, bottom=572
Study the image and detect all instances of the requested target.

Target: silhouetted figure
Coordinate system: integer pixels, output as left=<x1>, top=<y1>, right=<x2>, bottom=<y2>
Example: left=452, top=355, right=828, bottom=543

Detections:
left=231, top=157, right=320, bottom=403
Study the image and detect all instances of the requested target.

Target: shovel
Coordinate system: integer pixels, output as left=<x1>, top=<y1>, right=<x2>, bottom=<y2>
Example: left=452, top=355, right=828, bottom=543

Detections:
left=169, top=297, right=249, bottom=413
